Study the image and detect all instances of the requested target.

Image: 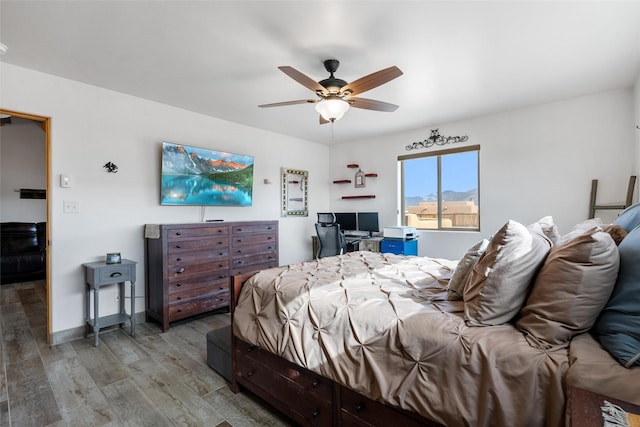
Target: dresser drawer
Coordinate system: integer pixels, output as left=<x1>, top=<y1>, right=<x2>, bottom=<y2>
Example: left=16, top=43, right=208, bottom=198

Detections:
left=231, top=241, right=277, bottom=256
left=231, top=233, right=276, bottom=247
left=169, top=281, right=228, bottom=304
left=166, top=260, right=228, bottom=280
left=167, top=226, right=228, bottom=240
left=168, top=292, right=230, bottom=321
left=232, top=223, right=277, bottom=235
left=167, top=237, right=229, bottom=254
left=168, top=275, right=228, bottom=295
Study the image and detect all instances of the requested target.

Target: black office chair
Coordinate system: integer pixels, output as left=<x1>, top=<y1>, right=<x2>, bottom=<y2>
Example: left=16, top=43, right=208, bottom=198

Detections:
left=315, top=213, right=347, bottom=259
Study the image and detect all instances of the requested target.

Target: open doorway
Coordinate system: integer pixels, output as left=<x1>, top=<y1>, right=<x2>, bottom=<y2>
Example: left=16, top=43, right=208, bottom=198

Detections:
left=0, top=109, right=51, bottom=344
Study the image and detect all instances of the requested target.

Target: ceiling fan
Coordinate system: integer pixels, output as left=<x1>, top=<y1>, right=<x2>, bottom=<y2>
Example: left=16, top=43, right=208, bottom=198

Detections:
left=258, top=59, right=403, bottom=124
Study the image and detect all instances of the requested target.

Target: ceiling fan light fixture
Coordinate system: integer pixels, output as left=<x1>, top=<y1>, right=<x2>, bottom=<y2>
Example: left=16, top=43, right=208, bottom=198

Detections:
left=315, top=96, right=350, bottom=122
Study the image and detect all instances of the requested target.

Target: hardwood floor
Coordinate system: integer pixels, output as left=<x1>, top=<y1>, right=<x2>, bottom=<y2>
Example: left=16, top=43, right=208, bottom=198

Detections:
left=0, top=280, right=292, bottom=427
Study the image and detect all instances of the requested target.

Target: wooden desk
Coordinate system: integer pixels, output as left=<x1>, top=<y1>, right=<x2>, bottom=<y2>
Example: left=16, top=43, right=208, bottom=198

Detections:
left=569, top=387, right=640, bottom=427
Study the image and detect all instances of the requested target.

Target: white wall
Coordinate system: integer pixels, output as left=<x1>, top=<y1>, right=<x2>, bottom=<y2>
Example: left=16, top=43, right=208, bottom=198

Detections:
left=330, top=88, right=636, bottom=260
left=1, top=63, right=330, bottom=336
left=0, top=119, right=46, bottom=222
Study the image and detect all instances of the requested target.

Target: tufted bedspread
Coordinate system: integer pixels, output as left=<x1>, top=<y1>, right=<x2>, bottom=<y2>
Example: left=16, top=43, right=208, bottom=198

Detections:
left=233, top=251, right=570, bottom=427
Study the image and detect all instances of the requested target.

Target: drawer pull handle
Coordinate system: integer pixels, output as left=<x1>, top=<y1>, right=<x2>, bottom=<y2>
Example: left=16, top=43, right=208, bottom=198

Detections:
left=247, top=370, right=253, bottom=377
left=237, top=228, right=243, bottom=232
left=177, top=296, right=182, bottom=300
left=355, top=403, right=365, bottom=412
left=268, top=236, right=273, bottom=240
left=236, top=260, right=244, bottom=265
left=176, top=283, right=182, bottom=287
left=110, top=272, right=122, bottom=278
left=312, top=410, right=319, bottom=418
left=311, top=379, right=319, bottom=388
left=248, top=345, right=255, bottom=352
left=176, top=258, right=182, bottom=262
left=236, top=239, right=242, bottom=243
left=177, top=309, right=182, bottom=313
left=267, top=246, right=273, bottom=250
left=219, top=287, right=224, bottom=290
left=219, top=252, right=224, bottom=256
left=176, top=268, right=185, bottom=274
left=218, top=275, right=226, bottom=279
left=267, top=226, right=273, bottom=230
left=176, top=232, right=181, bottom=236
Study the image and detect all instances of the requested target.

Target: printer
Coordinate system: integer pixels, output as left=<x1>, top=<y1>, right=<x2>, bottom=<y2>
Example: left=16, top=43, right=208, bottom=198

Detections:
left=383, top=226, right=417, bottom=240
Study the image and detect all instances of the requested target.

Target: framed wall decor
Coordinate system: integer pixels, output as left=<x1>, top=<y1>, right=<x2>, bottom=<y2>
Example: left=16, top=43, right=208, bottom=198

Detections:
left=281, top=168, right=308, bottom=217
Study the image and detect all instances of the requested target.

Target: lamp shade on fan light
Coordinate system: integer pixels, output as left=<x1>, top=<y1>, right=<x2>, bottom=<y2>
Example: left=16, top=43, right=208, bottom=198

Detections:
left=315, top=96, right=350, bottom=122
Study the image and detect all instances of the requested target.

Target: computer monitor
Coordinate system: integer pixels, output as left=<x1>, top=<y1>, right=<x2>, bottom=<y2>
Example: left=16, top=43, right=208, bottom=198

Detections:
left=334, top=212, right=357, bottom=233
left=357, top=212, right=379, bottom=237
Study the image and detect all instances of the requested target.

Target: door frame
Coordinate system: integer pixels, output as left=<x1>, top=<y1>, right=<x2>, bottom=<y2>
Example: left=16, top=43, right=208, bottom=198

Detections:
left=1, top=108, right=52, bottom=344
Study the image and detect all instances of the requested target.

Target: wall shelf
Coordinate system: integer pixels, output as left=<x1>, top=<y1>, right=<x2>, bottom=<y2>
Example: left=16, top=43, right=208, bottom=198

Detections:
left=333, top=180, right=352, bottom=184
left=346, top=164, right=359, bottom=168
left=364, top=173, right=378, bottom=178
left=342, top=195, right=376, bottom=199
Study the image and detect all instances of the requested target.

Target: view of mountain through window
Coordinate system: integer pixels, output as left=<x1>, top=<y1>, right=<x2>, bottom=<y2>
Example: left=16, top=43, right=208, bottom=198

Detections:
left=400, top=146, right=479, bottom=230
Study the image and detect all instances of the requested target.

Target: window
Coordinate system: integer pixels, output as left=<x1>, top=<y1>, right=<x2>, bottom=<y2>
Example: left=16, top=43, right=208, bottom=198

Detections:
left=399, top=145, right=480, bottom=231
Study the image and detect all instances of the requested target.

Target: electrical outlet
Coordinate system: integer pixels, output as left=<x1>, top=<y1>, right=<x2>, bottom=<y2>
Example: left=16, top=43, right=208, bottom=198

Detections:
left=63, top=200, right=79, bottom=213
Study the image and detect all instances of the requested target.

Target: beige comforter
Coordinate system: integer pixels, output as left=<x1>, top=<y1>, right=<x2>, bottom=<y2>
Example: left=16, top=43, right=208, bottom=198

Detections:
left=233, top=251, right=569, bottom=427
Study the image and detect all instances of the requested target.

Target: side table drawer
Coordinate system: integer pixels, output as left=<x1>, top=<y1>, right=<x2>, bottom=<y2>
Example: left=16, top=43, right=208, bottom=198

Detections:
left=89, top=264, right=134, bottom=286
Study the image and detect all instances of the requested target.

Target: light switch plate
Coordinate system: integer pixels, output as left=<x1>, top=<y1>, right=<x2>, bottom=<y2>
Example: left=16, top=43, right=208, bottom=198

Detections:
left=60, top=174, right=72, bottom=188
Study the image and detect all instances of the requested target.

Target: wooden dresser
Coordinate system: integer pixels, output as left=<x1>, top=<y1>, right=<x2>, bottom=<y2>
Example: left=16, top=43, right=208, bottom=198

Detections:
left=145, top=221, right=278, bottom=331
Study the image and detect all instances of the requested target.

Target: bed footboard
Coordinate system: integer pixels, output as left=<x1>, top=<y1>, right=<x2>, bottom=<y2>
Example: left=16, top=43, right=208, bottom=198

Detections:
left=230, top=273, right=440, bottom=427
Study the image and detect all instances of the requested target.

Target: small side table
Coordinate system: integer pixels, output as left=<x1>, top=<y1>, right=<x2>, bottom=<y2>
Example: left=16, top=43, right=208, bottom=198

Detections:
left=83, top=259, right=137, bottom=347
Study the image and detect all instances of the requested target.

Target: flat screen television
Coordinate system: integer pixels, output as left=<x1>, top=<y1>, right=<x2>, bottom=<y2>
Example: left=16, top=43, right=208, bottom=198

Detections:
left=357, top=212, right=379, bottom=237
left=334, top=212, right=357, bottom=233
left=161, top=142, right=254, bottom=206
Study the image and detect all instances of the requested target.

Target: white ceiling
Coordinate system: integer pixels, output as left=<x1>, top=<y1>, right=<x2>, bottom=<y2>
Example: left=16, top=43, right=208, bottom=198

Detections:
left=1, top=1, right=639, bottom=145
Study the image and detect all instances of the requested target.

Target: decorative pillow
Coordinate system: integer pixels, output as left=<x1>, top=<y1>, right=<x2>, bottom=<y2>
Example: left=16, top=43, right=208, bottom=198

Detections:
left=463, top=220, right=552, bottom=326
left=602, top=224, right=628, bottom=246
left=532, top=216, right=561, bottom=244
left=516, top=226, right=619, bottom=349
left=614, top=203, right=640, bottom=232
left=446, top=239, right=489, bottom=300
left=593, top=224, right=640, bottom=368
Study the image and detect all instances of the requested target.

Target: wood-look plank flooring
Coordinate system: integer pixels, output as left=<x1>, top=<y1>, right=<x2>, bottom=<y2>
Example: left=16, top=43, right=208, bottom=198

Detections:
left=0, top=280, right=292, bottom=427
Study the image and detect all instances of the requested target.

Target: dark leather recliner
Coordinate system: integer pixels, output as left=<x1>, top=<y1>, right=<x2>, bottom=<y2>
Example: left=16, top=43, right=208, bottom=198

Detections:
left=0, top=222, right=46, bottom=284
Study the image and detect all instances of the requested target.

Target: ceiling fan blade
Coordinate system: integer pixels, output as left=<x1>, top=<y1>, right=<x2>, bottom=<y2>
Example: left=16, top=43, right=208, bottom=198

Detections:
left=319, top=115, right=330, bottom=125
left=279, top=66, right=327, bottom=94
left=348, top=97, right=399, bottom=112
left=340, top=66, right=403, bottom=97
left=258, top=99, right=317, bottom=108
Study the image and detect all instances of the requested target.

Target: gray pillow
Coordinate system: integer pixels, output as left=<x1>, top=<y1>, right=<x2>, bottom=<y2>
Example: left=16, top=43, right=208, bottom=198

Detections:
left=516, top=226, right=619, bottom=348
left=464, top=220, right=552, bottom=326
left=593, top=224, right=640, bottom=368
left=446, top=239, right=489, bottom=300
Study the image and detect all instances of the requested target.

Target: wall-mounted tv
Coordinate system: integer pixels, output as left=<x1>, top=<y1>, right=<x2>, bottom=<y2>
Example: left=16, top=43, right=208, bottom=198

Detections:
left=161, top=142, right=254, bottom=206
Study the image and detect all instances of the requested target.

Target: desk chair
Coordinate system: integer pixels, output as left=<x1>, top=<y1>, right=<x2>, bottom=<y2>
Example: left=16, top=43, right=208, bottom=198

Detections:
left=315, top=213, right=347, bottom=259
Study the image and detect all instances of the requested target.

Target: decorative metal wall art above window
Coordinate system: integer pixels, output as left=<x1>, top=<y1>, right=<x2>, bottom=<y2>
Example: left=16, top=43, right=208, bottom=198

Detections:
left=405, top=129, right=469, bottom=151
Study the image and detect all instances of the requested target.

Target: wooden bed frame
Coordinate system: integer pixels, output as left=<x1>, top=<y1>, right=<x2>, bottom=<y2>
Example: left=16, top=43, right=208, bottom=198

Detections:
left=229, top=272, right=441, bottom=427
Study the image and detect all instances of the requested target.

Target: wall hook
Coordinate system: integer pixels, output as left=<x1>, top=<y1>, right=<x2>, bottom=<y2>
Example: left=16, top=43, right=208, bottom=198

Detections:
left=103, top=162, right=118, bottom=173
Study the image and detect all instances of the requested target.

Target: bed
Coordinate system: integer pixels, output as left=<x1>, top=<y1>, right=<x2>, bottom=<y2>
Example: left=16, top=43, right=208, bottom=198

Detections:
left=229, top=212, right=640, bottom=427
